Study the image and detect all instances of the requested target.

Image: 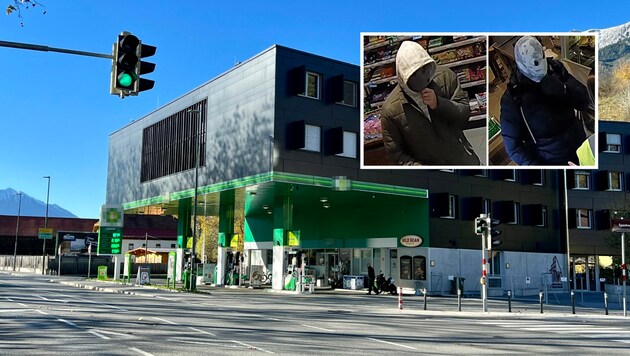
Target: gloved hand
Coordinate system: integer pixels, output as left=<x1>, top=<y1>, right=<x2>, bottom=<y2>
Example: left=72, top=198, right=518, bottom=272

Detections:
left=539, top=74, right=566, bottom=96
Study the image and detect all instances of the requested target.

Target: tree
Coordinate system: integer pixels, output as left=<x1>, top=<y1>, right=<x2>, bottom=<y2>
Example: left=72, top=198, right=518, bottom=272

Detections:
left=6, top=0, right=46, bottom=26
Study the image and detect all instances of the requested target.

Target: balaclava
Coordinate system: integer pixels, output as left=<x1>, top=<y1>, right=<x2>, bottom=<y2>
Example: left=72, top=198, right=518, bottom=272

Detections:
left=514, top=36, right=548, bottom=83
left=395, top=41, right=437, bottom=119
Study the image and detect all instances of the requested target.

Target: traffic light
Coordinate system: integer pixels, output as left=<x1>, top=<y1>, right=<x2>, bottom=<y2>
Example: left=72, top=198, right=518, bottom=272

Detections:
left=110, top=32, right=156, bottom=97
left=475, top=217, right=488, bottom=235
left=487, top=218, right=503, bottom=251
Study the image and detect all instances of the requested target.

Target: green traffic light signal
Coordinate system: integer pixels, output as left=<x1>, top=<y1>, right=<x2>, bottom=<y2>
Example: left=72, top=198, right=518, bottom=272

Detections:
left=117, top=72, right=134, bottom=87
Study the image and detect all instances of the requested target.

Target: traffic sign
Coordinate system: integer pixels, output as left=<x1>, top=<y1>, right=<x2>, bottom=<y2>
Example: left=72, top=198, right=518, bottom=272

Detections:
left=38, top=228, right=53, bottom=240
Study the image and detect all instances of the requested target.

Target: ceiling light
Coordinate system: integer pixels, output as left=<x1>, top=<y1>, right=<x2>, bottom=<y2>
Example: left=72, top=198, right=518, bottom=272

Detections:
left=262, top=205, right=269, bottom=210
left=322, top=202, right=331, bottom=209
left=320, top=197, right=328, bottom=203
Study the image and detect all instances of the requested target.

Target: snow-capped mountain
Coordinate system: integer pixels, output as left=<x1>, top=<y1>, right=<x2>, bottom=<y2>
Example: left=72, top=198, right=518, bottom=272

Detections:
left=598, top=21, right=630, bottom=50
left=596, top=21, right=630, bottom=74
left=0, top=188, right=77, bottom=217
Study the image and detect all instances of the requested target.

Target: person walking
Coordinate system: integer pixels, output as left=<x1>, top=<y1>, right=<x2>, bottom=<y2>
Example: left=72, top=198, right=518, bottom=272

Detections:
left=367, top=263, right=376, bottom=295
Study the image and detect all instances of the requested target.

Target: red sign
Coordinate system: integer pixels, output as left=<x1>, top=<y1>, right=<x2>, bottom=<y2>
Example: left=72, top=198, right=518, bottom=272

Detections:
left=400, top=235, right=423, bottom=247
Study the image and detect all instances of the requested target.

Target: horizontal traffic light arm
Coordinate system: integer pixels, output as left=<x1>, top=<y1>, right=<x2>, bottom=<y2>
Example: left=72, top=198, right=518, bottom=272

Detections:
left=0, top=39, right=113, bottom=59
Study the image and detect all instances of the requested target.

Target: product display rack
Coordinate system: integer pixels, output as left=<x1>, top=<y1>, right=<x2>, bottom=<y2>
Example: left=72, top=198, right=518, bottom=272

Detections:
left=363, top=35, right=488, bottom=165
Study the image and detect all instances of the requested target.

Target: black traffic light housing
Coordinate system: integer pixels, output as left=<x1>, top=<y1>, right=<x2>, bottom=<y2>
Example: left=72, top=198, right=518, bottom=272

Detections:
left=111, top=31, right=156, bottom=98
left=487, top=218, right=503, bottom=250
left=475, top=217, right=488, bottom=235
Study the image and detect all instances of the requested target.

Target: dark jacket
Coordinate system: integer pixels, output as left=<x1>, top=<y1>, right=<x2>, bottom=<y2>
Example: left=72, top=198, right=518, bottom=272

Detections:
left=380, top=65, right=480, bottom=166
left=367, top=266, right=375, bottom=279
left=500, top=58, right=589, bottom=165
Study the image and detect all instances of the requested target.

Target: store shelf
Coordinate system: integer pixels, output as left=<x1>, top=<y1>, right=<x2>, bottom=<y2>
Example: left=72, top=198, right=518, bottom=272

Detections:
left=443, top=56, right=486, bottom=69
left=364, top=57, right=396, bottom=70
left=365, top=75, right=397, bottom=86
left=469, top=113, right=486, bottom=121
left=461, top=79, right=486, bottom=89
left=364, top=36, right=412, bottom=51
left=428, top=36, right=486, bottom=54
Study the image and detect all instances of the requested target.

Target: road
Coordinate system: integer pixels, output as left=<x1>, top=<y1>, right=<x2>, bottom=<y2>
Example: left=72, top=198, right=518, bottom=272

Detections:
left=1, top=273, right=630, bottom=355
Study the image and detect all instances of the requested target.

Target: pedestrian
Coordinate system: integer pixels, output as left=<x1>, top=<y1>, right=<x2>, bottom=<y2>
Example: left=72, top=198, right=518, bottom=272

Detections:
left=379, top=40, right=480, bottom=166
left=500, top=36, right=590, bottom=166
left=367, top=263, right=376, bottom=295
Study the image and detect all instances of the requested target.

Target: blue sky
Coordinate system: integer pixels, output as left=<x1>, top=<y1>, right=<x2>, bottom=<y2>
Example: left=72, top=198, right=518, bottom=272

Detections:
left=1, top=0, right=628, bottom=218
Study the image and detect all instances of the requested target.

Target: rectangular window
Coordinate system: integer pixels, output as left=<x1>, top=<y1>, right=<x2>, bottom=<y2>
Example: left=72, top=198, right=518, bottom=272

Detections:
left=170, top=244, right=176, bottom=248
left=128, top=243, right=134, bottom=249
left=576, top=208, right=592, bottom=229
left=574, top=171, right=591, bottom=189
left=533, top=171, right=545, bottom=186
left=483, top=199, right=491, bottom=215
left=605, top=133, right=621, bottom=153
left=608, top=171, right=623, bottom=191
left=302, top=124, right=321, bottom=152
left=400, top=256, right=412, bottom=280
left=140, top=100, right=207, bottom=182
left=304, top=72, right=320, bottom=99
left=335, top=131, right=357, bottom=158
left=338, top=80, right=356, bottom=107
left=440, top=169, right=455, bottom=173
left=508, top=202, right=520, bottom=224
left=537, top=206, right=548, bottom=227
left=441, top=195, right=457, bottom=219
left=505, top=170, right=516, bottom=182
left=156, top=244, right=161, bottom=248
left=475, top=169, right=488, bottom=177
left=413, top=256, right=426, bottom=280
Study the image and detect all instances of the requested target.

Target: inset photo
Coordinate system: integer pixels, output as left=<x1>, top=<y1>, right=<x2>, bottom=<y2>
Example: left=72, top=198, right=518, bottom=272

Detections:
left=487, top=34, right=596, bottom=167
left=362, top=34, right=488, bottom=168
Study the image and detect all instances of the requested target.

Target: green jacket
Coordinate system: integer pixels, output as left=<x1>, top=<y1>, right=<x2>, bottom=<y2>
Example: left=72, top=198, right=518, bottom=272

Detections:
left=380, top=65, right=480, bottom=166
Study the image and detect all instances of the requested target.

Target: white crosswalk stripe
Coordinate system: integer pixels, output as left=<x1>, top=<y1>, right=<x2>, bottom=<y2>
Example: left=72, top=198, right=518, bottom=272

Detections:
left=478, top=320, right=630, bottom=343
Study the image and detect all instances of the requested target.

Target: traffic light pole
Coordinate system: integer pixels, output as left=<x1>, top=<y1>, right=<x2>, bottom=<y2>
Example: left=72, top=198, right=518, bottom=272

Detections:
left=480, top=214, right=488, bottom=312
left=623, top=232, right=627, bottom=317
left=0, top=40, right=113, bottom=59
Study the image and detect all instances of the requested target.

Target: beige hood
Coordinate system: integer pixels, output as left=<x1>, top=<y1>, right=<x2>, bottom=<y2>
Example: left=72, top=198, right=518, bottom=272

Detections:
left=395, top=41, right=437, bottom=119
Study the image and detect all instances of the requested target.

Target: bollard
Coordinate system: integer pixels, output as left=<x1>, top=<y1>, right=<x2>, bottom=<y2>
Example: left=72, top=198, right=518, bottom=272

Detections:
left=398, top=287, right=403, bottom=310
left=604, top=292, right=609, bottom=315
left=507, top=290, right=512, bottom=313
left=571, top=290, right=576, bottom=315
left=457, top=288, right=462, bottom=312
left=423, top=288, right=427, bottom=311
left=539, top=290, right=544, bottom=314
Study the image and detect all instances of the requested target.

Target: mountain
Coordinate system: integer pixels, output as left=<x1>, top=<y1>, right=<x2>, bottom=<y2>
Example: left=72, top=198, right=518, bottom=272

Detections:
left=596, top=21, right=630, bottom=74
left=0, top=188, right=77, bottom=218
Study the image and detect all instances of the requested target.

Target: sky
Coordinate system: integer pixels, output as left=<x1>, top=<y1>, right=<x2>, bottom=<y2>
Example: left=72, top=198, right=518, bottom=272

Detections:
left=1, top=0, right=629, bottom=218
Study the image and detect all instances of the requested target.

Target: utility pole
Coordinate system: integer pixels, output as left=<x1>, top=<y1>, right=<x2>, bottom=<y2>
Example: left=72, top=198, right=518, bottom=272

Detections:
left=13, top=192, right=22, bottom=271
left=145, top=232, right=149, bottom=264
left=43, top=176, right=51, bottom=275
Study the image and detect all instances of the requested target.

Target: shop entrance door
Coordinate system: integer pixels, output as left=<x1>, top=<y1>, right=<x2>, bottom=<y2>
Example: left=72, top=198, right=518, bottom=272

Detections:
left=573, top=256, right=589, bottom=291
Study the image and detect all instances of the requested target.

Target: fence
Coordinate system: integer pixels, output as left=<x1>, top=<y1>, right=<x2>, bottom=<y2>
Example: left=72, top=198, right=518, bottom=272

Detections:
left=0, top=255, right=48, bottom=273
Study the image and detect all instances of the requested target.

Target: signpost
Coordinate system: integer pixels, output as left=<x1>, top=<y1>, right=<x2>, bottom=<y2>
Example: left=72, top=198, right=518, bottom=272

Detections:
left=38, top=228, right=53, bottom=240
left=611, top=213, right=629, bottom=317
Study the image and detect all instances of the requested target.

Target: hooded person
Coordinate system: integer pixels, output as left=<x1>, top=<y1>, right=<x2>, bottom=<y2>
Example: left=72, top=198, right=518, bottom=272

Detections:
left=380, top=41, right=480, bottom=166
left=499, top=36, right=589, bottom=166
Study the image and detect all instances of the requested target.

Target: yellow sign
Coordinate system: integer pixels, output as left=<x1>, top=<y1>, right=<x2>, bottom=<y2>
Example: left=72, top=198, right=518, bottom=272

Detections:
left=38, top=228, right=54, bottom=240
left=288, top=230, right=300, bottom=247
left=230, top=234, right=240, bottom=248
left=186, top=237, right=193, bottom=249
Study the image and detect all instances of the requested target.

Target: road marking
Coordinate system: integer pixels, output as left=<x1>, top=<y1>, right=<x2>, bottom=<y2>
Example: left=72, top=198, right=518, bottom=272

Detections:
left=366, top=337, right=418, bottom=350
left=87, top=330, right=111, bottom=340
left=48, top=292, right=128, bottom=311
left=231, top=340, right=274, bottom=354
left=556, top=329, right=630, bottom=334
left=301, top=324, right=335, bottom=332
left=36, top=310, right=48, bottom=315
left=189, top=326, right=216, bottom=336
left=129, top=347, right=155, bottom=356
left=0, top=309, right=34, bottom=313
left=18, top=303, right=29, bottom=307
left=3, top=297, right=14, bottom=302
left=93, top=329, right=131, bottom=337
left=57, top=318, right=79, bottom=328
left=613, top=340, right=630, bottom=344
left=152, top=317, right=178, bottom=325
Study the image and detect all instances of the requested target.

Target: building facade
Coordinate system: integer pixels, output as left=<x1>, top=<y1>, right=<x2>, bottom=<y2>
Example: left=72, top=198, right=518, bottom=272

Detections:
left=107, top=45, right=570, bottom=295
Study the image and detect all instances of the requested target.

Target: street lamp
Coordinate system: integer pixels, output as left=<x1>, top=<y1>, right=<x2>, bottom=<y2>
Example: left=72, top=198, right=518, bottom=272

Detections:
left=13, top=192, right=22, bottom=271
left=188, top=108, right=202, bottom=291
left=43, top=176, right=51, bottom=275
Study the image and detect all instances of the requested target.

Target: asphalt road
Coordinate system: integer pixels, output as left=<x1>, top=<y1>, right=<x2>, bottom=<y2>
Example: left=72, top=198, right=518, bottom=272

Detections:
left=1, top=273, right=630, bottom=355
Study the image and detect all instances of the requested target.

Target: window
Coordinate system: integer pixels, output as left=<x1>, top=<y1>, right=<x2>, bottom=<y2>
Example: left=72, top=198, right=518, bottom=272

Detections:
left=533, top=170, right=545, bottom=186
left=302, top=124, right=321, bottom=152
left=128, top=243, right=134, bottom=249
left=605, top=133, right=621, bottom=153
left=608, top=171, right=623, bottom=191
left=483, top=199, right=491, bottom=215
left=576, top=208, right=592, bottom=229
left=400, top=255, right=426, bottom=280
left=508, top=202, right=520, bottom=224
left=156, top=244, right=161, bottom=248
left=170, top=244, right=176, bottom=248
left=505, top=170, right=516, bottom=182
left=304, top=71, right=320, bottom=99
left=335, top=131, right=357, bottom=158
left=574, top=171, right=591, bottom=189
left=440, top=169, right=455, bottom=173
left=475, top=169, right=488, bottom=177
left=537, top=206, right=548, bottom=227
left=441, top=195, right=457, bottom=219
left=338, top=80, right=356, bottom=107
left=352, top=249, right=373, bottom=275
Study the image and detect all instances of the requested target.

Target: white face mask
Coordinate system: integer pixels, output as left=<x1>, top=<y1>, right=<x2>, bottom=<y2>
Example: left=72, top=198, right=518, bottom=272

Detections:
left=514, top=36, right=548, bottom=83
